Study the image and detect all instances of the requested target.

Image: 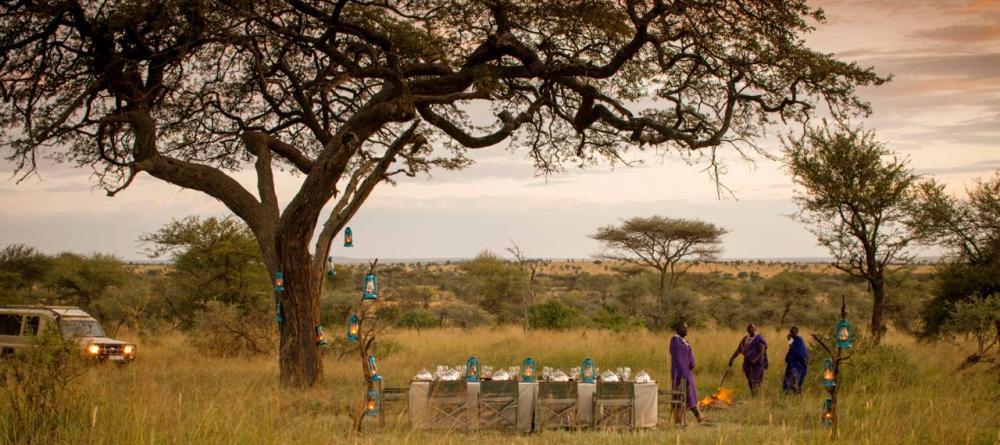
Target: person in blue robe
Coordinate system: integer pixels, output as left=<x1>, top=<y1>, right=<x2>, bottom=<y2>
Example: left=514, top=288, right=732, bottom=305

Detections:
left=782, top=326, right=808, bottom=394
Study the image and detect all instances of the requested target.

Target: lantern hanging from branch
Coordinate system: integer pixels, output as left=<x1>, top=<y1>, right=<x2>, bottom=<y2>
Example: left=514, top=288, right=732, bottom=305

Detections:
left=821, top=398, right=834, bottom=426
left=362, top=273, right=379, bottom=300
left=835, top=319, right=853, bottom=348
left=466, top=356, right=480, bottom=382
left=582, top=358, right=595, bottom=383
left=365, top=388, right=379, bottom=417
left=274, top=297, right=284, bottom=324
left=315, top=325, right=329, bottom=346
left=521, top=357, right=536, bottom=382
left=344, top=227, right=354, bottom=247
left=274, top=271, right=285, bottom=292
left=822, top=358, right=836, bottom=388
left=369, top=354, right=381, bottom=381
left=346, top=314, right=360, bottom=342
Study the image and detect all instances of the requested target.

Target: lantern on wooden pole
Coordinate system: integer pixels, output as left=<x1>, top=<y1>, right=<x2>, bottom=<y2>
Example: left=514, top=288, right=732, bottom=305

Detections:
left=812, top=295, right=851, bottom=437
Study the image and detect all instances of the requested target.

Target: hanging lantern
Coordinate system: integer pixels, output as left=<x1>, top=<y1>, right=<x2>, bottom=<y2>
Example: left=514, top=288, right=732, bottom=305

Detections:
left=821, top=358, right=836, bottom=388
left=326, top=256, right=336, bottom=278
left=274, top=271, right=285, bottom=292
left=466, top=356, right=480, bottom=382
left=362, top=273, right=379, bottom=300
left=365, top=388, right=380, bottom=417
left=346, top=314, right=360, bottom=342
left=315, top=325, right=329, bottom=346
left=521, top=357, right=536, bottom=382
left=835, top=319, right=853, bottom=348
left=369, top=354, right=381, bottom=381
left=582, top=357, right=596, bottom=383
left=274, top=297, right=284, bottom=324
left=344, top=227, right=354, bottom=247
left=821, top=398, right=834, bottom=426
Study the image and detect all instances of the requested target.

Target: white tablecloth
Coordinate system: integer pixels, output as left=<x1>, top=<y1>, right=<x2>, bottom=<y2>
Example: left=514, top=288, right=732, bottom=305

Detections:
left=409, top=381, right=657, bottom=430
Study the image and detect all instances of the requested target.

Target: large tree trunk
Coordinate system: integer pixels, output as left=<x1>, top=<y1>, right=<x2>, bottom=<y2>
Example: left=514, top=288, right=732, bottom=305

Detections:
left=276, top=242, right=323, bottom=387
left=869, top=276, right=886, bottom=346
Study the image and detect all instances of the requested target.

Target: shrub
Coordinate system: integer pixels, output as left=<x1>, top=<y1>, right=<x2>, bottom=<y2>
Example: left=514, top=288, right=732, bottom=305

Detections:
left=398, top=309, right=439, bottom=330
left=432, top=301, right=494, bottom=329
left=189, top=301, right=276, bottom=357
left=529, top=300, right=576, bottom=330
left=0, top=325, right=90, bottom=444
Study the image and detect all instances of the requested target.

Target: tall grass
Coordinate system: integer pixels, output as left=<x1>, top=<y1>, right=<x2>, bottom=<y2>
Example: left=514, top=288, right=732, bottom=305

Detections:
left=5, top=327, right=998, bottom=444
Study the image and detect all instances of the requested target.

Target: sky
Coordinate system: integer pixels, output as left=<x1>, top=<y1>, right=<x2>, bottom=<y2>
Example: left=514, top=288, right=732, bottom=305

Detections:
left=1, top=0, right=999, bottom=262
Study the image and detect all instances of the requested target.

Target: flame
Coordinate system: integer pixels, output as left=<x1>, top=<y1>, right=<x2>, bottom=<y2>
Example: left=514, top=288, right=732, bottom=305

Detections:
left=698, top=387, right=735, bottom=408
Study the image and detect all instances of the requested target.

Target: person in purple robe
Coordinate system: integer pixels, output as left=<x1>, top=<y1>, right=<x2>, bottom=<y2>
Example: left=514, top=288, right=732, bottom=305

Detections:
left=728, top=323, right=768, bottom=396
left=670, top=322, right=706, bottom=424
left=782, top=326, right=809, bottom=394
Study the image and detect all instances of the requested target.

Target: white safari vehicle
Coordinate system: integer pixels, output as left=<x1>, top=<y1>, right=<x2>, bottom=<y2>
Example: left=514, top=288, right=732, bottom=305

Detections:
left=0, top=305, right=135, bottom=362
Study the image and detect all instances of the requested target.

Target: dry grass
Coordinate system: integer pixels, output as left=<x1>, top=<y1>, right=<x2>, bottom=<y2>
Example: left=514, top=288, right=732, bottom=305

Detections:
left=17, top=327, right=1000, bottom=444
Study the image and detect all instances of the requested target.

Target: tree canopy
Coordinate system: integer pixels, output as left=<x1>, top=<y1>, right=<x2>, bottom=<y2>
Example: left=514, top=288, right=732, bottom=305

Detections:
left=1, top=0, right=885, bottom=386
left=785, top=124, right=917, bottom=344
left=591, top=215, right=727, bottom=327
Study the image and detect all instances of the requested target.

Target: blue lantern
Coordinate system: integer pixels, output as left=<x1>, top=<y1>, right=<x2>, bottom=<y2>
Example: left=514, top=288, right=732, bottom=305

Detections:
left=369, top=354, right=381, bottom=381
left=821, top=358, right=836, bottom=388
left=346, top=314, right=360, bottom=342
left=521, top=357, right=536, bottom=382
left=274, top=297, right=284, bottom=323
left=365, top=388, right=379, bottom=417
left=835, top=319, right=853, bottom=348
left=344, top=227, right=354, bottom=247
left=315, top=325, right=329, bottom=346
left=274, top=271, right=285, bottom=292
left=466, top=356, right=480, bottom=382
left=582, top=358, right=595, bottom=383
left=821, top=398, right=834, bottom=426
left=362, top=273, right=379, bottom=300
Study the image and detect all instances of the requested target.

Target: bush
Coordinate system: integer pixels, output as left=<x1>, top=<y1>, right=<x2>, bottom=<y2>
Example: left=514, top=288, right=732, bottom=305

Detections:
left=189, top=301, right=276, bottom=357
left=398, top=308, right=439, bottom=330
left=0, top=325, right=90, bottom=444
left=529, top=300, right=576, bottom=330
left=432, top=301, right=494, bottom=329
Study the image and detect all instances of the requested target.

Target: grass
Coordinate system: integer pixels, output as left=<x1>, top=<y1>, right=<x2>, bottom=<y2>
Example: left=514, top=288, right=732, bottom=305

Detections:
left=7, top=327, right=999, bottom=444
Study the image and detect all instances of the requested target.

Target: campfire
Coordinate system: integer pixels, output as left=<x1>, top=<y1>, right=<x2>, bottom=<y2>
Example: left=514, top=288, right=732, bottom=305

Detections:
left=698, top=387, right=735, bottom=409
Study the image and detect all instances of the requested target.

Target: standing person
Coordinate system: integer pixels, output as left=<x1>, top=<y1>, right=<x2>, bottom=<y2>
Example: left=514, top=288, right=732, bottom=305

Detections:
left=670, top=322, right=707, bottom=424
left=782, top=326, right=809, bottom=394
left=728, top=323, right=769, bottom=396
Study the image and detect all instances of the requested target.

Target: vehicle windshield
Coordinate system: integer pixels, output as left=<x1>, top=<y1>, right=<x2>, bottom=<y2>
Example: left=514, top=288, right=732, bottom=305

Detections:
left=60, top=319, right=105, bottom=338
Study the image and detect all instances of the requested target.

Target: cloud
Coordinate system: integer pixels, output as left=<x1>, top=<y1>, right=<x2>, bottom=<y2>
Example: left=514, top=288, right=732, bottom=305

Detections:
left=915, top=159, right=1000, bottom=176
left=912, top=23, right=1000, bottom=43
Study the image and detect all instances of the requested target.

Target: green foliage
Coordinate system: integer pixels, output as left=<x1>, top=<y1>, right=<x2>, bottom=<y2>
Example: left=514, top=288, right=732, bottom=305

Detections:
left=910, top=171, right=1000, bottom=337
left=0, top=324, right=90, bottom=444
left=528, top=300, right=576, bottom=330
left=0, top=244, right=51, bottom=303
left=142, top=216, right=270, bottom=327
left=785, top=123, right=919, bottom=341
left=189, top=300, right=276, bottom=357
left=397, top=308, right=439, bottom=330
left=458, top=251, right=526, bottom=324
left=942, top=294, right=1000, bottom=357
left=431, top=300, right=493, bottom=330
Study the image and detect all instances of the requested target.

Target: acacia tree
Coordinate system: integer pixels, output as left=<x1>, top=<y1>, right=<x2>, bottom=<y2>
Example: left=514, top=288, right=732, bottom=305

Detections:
left=785, top=124, right=917, bottom=345
left=1, top=0, right=884, bottom=386
left=909, top=171, right=1000, bottom=336
left=591, top=216, right=727, bottom=328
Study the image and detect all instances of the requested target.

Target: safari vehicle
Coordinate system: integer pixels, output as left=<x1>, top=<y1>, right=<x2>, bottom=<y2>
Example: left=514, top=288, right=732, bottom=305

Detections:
left=0, top=305, right=135, bottom=362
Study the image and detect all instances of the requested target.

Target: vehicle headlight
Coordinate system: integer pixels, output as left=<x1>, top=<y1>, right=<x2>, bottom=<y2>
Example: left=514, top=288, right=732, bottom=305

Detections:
left=87, top=344, right=101, bottom=355
left=123, top=345, right=134, bottom=354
